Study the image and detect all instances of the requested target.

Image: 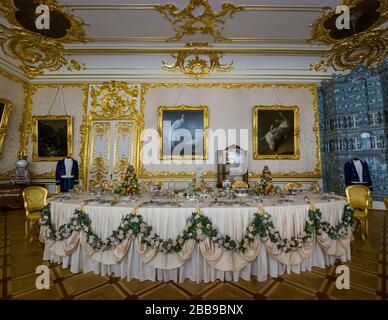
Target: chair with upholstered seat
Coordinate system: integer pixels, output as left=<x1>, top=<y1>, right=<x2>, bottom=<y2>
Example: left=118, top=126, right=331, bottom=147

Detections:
left=384, top=197, right=388, bottom=211
left=22, top=186, right=48, bottom=244
left=345, top=185, right=370, bottom=242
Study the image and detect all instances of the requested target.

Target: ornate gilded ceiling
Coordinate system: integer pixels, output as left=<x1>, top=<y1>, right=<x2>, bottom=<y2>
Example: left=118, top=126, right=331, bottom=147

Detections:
left=155, top=0, right=245, bottom=42
left=162, top=42, right=233, bottom=79
left=0, top=0, right=86, bottom=78
left=310, top=0, right=387, bottom=71
left=0, top=0, right=386, bottom=80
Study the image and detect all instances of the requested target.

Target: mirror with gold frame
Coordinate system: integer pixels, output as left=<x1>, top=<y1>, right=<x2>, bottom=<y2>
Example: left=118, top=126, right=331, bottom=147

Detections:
left=31, top=115, right=73, bottom=161
left=0, top=98, right=12, bottom=157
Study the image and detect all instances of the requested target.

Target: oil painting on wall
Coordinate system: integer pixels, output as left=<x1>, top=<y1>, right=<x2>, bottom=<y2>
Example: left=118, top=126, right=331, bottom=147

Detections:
left=32, top=115, right=73, bottom=161
left=158, top=105, right=208, bottom=160
left=253, top=106, right=299, bottom=160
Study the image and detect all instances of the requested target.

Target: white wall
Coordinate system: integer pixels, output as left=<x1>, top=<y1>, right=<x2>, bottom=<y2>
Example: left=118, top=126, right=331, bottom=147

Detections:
left=28, top=85, right=86, bottom=177
left=142, top=84, right=320, bottom=179
left=0, top=72, right=24, bottom=177
left=0, top=79, right=323, bottom=192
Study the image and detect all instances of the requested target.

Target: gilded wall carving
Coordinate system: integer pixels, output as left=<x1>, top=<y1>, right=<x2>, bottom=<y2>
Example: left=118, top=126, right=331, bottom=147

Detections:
left=21, top=84, right=88, bottom=179
left=155, top=0, right=244, bottom=42
left=0, top=0, right=86, bottom=78
left=162, top=42, right=233, bottom=79
left=84, top=81, right=142, bottom=190
left=310, top=0, right=388, bottom=72
left=139, top=83, right=322, bottom=179
left=0, top=73, right=24, bottom=179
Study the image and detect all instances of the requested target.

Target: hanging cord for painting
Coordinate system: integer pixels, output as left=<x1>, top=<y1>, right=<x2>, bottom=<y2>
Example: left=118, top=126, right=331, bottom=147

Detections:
left=174, top=86, right=191, bottom=106
left=265, top=85, right=283, bottom=106
left=45, top=85, right=68, bottom=115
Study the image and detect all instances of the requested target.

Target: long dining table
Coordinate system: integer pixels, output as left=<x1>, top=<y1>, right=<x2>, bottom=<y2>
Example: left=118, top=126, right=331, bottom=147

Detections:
left=41, top=192, right=352, bottom=283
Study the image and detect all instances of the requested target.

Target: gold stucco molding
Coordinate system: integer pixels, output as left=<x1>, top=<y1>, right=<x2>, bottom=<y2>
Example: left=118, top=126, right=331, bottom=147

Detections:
left=0, top=0, right=86, bottom=78
left=138, top=82, right=322, bottom=179
left=310, top=0, right=388, bottom=71
left=155, top=0, right=244, bottom=42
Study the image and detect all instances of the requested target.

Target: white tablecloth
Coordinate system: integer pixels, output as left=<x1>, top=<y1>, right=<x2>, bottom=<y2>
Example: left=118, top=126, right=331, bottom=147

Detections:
left=42, top=194, right=351, bottom=283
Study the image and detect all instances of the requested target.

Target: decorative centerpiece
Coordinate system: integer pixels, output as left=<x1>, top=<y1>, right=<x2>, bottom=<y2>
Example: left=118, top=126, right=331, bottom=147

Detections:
left=114, top=165, right=139, bottom=197
left=181, top=168, right=213, bottom=200
left=255, top=166, right=280, bottom=196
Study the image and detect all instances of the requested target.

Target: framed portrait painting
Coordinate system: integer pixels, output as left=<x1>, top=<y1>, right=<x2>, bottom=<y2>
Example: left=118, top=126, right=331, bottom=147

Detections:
left=158, top=105, right=208, bottom=160
left=252, top=106, right=300, bottom=160
left=32, top=115, right=73, bottom=161
left=0, top=98, right=12, bottom=157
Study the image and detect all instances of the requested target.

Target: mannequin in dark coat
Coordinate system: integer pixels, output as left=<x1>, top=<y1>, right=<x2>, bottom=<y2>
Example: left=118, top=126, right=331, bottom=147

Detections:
left=344, top=158, right=372, bottom=188
left=55, top=157, right=79, bottom=192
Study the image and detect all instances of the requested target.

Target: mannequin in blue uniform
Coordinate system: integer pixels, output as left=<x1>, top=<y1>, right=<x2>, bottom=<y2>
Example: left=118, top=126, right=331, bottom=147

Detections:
left=344, top=157, right=372, bottom=189
left=55, top=156, right=79, bottom=192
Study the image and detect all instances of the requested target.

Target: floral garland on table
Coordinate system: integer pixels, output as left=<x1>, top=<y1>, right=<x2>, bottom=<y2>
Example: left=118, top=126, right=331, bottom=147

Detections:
left=40, top=203, right=355, bottom=254
left=238, top=203, right=355, bottom=253
left=40, top=205, right=83, bottom=241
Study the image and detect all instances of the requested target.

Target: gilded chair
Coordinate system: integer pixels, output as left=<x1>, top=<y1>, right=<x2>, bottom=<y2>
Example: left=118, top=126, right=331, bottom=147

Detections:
left=384, top=197, right=388, bottom=211
left=345, top=185, right=370, bottom=242
left=284, top=182, right=303, bottom=190
left=22, top=186, right=48, bottom=244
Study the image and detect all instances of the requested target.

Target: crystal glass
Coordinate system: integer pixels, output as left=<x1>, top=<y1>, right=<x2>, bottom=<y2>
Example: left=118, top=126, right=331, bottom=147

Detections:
left=168, top=180, right=175, bottom=198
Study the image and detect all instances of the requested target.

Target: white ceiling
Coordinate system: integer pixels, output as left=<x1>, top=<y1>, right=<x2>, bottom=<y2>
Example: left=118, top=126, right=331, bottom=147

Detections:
left=60, top=0, right=342, bottom=47
left=1, top=1, right=345, bottom=81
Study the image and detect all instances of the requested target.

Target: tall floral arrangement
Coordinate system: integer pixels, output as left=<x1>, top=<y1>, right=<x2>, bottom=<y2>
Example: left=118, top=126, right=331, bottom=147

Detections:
left=114, top=165, right=139, bottom=196
left=255, top=166, right=280, bottom=196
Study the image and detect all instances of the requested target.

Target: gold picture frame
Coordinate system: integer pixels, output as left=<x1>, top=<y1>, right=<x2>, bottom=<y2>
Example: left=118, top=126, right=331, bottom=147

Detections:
left=32, top=115, right=73, bottom=161
left=158, top=105, right=208, bottom=160
left=253, top=105, right=300, bottom=160
left=0, top=98, right=12, bottom=157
